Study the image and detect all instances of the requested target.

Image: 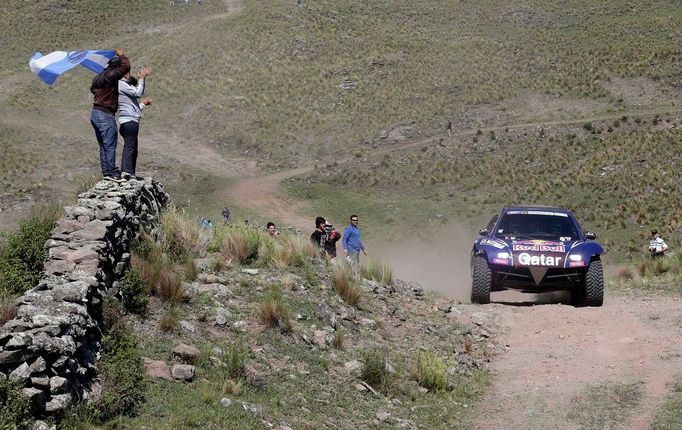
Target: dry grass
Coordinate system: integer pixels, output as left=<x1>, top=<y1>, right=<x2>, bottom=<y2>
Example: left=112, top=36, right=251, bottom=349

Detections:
left=259, top=287, right=292, bottom=333
left=332, top=330, right=345, bottom=350
left=157, top=271, right=184, bottom=303
left=331, top=264, right=361, bottom=306
left=0, top=294, right=18, bottom=326
left=361, top=259, right=394, bottom=285
left=218, top=225, right=273, bottom=265
left=272, top=234, right=317, bottom=269
left=159, top=307, right=181, bottom=333
left=160, top=208, right=209, bottom=259
left=222, top=379, right=241, bottom=395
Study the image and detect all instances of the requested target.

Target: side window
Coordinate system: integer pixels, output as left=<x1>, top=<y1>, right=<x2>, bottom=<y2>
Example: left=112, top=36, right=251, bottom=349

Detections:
left=486, top=215, right=498, bottom=233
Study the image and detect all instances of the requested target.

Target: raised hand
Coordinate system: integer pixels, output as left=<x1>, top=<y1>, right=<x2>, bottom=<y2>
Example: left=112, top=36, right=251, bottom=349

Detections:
left=114, top=48, right=124, bottom=57
left=138, top=66, right=152, bottom=79
left=141, top=97, right=153, bottom=106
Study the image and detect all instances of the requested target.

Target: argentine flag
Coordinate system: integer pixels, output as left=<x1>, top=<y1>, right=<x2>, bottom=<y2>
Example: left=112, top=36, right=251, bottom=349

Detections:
left=29, top=49, right=116, bottom=85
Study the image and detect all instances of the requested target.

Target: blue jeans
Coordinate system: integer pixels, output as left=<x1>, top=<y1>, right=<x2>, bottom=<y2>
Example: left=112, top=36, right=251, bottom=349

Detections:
left=90, top=109, right=120, bottom=177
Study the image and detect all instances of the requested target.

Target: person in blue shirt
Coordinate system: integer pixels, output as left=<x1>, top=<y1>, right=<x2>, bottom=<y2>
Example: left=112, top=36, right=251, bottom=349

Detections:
left=342, top=214, right=367, bottom=264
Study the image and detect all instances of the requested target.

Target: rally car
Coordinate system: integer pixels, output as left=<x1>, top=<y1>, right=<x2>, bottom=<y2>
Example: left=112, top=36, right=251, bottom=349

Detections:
left=471, top=206, right=604, bottom=306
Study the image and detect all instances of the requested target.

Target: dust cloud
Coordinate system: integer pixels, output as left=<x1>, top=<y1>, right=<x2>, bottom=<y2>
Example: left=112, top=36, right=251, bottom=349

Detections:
left=372, top=222, right=476, bottom=301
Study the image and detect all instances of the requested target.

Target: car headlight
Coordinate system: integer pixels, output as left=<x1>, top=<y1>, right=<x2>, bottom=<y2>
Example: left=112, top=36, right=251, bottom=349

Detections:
left=497, top=252, right=510, bottom=259
left=568, top=254, right=582, bottom=262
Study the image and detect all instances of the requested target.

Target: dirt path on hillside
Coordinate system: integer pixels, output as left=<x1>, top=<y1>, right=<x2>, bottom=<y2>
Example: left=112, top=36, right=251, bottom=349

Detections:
left=470, top=290, right=682, bottom=430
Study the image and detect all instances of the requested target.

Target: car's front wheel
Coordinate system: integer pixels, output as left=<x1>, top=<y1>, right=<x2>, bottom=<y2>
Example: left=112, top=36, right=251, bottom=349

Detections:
left=583, top=260, right=604, bottom=307
left=471, top=255, right=492, bottom=304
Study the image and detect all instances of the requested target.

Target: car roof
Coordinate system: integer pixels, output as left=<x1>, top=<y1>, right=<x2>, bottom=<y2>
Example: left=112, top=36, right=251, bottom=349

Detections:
left=501, top=206, right=574, bottom=215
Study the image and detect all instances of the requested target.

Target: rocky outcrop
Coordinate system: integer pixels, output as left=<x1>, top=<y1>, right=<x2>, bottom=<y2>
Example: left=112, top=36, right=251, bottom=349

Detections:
left=0, top=178, right=169, bottom=415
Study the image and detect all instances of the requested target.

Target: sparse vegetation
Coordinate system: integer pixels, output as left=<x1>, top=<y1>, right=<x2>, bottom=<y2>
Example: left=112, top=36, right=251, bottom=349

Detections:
left=119, top=268, right=149, bottom=317
left=0, top=377, right=32, bottom=430
left=259, top=286, right=292, bottom=333
left=0, top=293, right=18, bottom=326
left=360, top=349, right=389, bottom=388
left=361, top=259, right=394, bottom=285
left=653, top=378, right=682, bottom=430
left=566, top=381, right=643, bottom=429
left=0, top=208, right=59, bottom=296
left=331, top=263, right=361, bottom=306
left=415, top=350, right=450, bottom=391
left=159, top=307, right=182, bottom=333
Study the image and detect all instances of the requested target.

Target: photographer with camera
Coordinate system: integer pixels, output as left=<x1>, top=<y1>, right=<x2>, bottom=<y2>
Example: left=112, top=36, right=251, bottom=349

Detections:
left=310, top=216, right=342, bottom=259
left=648, top=229, right=669, bottom=258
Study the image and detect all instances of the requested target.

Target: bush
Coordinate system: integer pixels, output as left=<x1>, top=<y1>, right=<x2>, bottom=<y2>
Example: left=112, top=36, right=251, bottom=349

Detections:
left=361, top=259, right=394, bottom=285
left=160, top=208, right=208, bottom=261
left=219, top=225, right=274, bottom=265
left=95, top=314, right=145, bottom=421
left=360, top=349, right=388, bottom=387
left=0, top=377, right=32, bottom=430
left=119, top=268, right=148, bottom=317
left=259, top=286, right=291, bottom=333
left=331, top=264, right=361, bottom=306
left=415, top=350, right=450, bottom=391
left=159, top=307, right=181, bottom=333
left=0, top=208, right=58, bottom=295
left=223, top=344, right=249, bottom=380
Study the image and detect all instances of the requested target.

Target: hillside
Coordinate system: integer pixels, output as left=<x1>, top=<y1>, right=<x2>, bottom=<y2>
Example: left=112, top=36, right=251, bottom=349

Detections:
left=1, top=0, right=681, bottom=245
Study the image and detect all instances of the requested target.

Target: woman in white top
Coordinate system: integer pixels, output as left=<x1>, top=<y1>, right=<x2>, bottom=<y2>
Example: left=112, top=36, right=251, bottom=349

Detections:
left=118, top=66, right=152, bottom=177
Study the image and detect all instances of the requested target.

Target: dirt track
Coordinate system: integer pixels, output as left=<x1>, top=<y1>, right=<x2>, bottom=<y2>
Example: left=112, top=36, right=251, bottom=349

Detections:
left=471, top=290, right=682, bottom=430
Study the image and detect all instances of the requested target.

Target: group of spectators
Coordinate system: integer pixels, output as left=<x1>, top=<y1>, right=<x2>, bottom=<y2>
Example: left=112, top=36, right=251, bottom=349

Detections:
left=310, top=214, right=367, bottom=265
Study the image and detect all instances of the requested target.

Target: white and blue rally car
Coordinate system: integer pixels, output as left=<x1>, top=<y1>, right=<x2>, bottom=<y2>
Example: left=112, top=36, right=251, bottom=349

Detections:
left=471, top=206, right=604, bottom=306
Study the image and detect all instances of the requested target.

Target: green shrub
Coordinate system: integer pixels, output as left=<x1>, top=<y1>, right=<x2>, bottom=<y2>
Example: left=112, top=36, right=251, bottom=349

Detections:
left=0, top=208, right=58, bottom=295
left=0, top=377, right=32, bottom=430
left=360, top=349, right=388, bottom=387
left=415, top=350, right=450, bottom=391
left=119, top=268, right=148, bottom=317
left=95, top=312, right=145, bottom=421
left=223, top=344, right=249, bottom=380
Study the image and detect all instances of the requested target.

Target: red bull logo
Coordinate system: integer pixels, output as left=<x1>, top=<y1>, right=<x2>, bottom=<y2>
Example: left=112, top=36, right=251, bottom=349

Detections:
left=512, top=240, right=565, bottom=253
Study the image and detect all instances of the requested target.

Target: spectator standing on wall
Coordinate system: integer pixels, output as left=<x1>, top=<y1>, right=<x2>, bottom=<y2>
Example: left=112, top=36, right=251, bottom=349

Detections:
left=342, top=214, right=367, bottom=265
left=90, top=48, right=130, bottom=180
left=118, top=66, right=152, bottom=178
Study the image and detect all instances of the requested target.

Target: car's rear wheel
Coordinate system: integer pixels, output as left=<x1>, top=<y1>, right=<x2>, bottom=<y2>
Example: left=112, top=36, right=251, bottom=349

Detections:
left=471, top=255, right=492, bottom=304
left=583, top=260, right=604, bottom=307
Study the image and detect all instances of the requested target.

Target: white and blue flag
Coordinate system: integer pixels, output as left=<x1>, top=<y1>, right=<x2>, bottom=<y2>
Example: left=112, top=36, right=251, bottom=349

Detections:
left=29, top=49, right=116, bottom=85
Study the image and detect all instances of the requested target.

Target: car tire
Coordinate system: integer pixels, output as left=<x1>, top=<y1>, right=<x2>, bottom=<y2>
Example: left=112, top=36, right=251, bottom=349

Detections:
left=471, top=255, right=492, bottom=304
left=584, top=260, right=604, bottom=307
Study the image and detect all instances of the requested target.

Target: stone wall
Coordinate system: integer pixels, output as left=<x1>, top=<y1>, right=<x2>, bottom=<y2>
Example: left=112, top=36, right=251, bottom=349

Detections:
left=0, top=178, right=169, bottom=415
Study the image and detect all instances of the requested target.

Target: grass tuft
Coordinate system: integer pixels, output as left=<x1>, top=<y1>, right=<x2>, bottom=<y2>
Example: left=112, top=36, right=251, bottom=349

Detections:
left=415, top=350, right=450, bottom=391
left=331, top=264, right=361, bottom=306
left=361, top=259, right=394, bottom=285
left=259, top=286, right=292, bottom=333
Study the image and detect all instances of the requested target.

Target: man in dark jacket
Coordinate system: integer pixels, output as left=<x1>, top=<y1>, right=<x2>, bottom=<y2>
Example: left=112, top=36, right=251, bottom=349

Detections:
left=90, top=48, right=130, bottom=179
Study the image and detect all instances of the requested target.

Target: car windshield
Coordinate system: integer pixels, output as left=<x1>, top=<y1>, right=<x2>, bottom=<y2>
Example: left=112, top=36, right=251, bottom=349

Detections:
left=495, top=212, right=579, bottom=240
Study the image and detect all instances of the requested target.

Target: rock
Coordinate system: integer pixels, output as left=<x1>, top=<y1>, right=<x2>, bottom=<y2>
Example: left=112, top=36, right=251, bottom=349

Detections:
left=172, top=344, right=201, bottom=364
left=180, top=320, right=197, bottom=333
left=214, top=307, right=231, bottom=326
left=171, top=364, right=195, bottom=382
left=44, top=260, right=76, bottom=276
left=471, top=312, right=491, bottom=327
left=355, top=383, right=367, bottom=392
left=7, top=333, right=32, bottom=348
left=313, top=330, right=327, bottom=349
left=33, top=419, right=54, bottom=430
left=213, top=285, right=234, bottom=299
left=376, top=411, right=391, bottom=422
left=144, top=359, right=173, bottom=381
left=44, top=393, right=73, bottom=413
left=233, top=320, right=248, bottom=332
left=31, top=376, right=50, bottom=388
left=339, top=306, right=356, bottom=321
left=9, top=362, right=30, bottom=383
left=0, top=350, right=24, bottom=365
left=344, top=360, right=362, bottom=373
left=66, top=247, right=99, bottom=264
left=22, top=387, right=45, bottom=400
left=244, top=364, right=266, bottom=389
left=315, top=301, right=337, bottom=328
left=220, top=397, right=233, bottom=407
left=49, top=376, right=69, bottom=393
left=182, top=282, right=198, bottom=301
left=359, top=318, right=377, bottom=330
left=241, top=268, right=259, bottom=275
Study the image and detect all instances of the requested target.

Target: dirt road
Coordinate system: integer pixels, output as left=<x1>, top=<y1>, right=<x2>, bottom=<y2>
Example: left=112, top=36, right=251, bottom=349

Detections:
left=471, top=290, right=682, bottom=430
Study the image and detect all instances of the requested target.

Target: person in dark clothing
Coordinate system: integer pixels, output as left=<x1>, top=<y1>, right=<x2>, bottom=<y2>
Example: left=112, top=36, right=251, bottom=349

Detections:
left=310, top=216, right=342, bottom=259
left=90, top=48, right=130, bottom=179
